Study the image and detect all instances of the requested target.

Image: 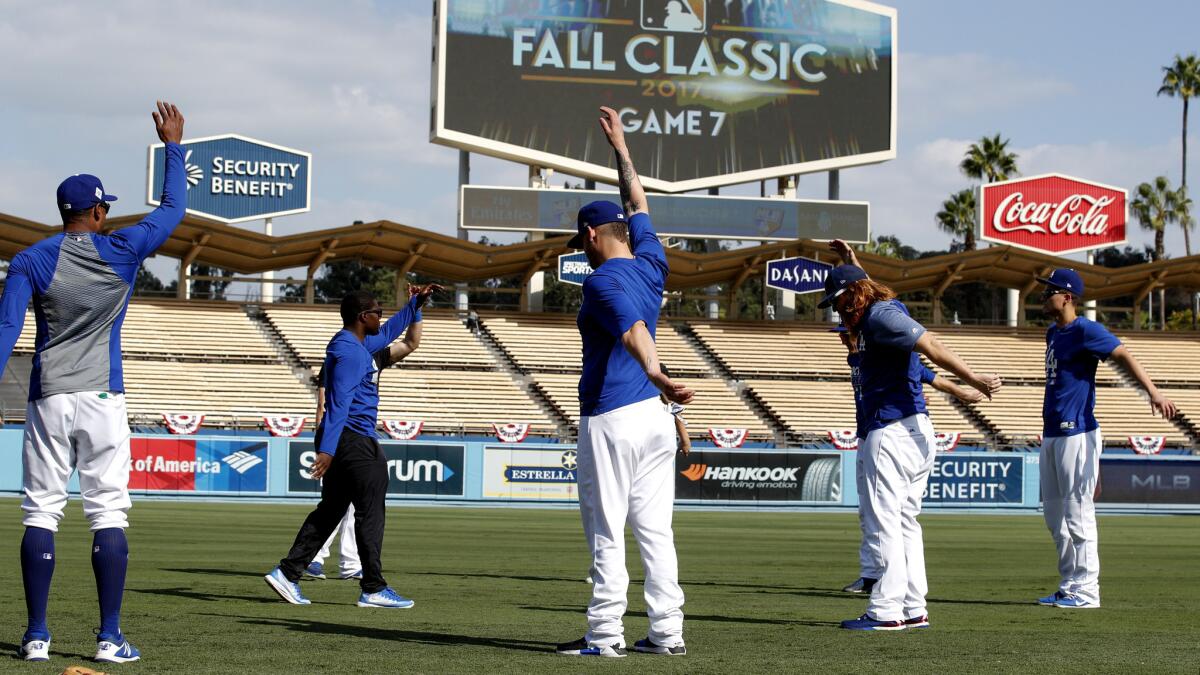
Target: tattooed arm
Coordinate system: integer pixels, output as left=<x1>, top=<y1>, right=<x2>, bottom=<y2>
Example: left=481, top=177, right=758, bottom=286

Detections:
left=598, top=106, right=648, bottom=216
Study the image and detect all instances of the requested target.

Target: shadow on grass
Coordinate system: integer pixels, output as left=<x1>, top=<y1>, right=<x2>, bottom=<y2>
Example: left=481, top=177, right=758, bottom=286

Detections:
left=129, top=586, right=283, bottom=604
left=214, top=615, right=555, bottom=653
left=0, top=641, right=92, bottom=661
left=161, top=567, right=269, bottom=579
left=747, top=585, right=1034, bottom=607
left=521, top=604, right=839, bottom=628
left=409, top=570, right=585, bottom=584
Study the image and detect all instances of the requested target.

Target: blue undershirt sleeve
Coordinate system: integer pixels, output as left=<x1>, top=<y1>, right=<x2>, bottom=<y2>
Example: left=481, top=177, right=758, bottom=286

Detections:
left=920, top=366, right=937, bottom=385
left=583, top=273, right=642, bottom=337
left=363, top=295, right=420, bottom=354
left=628, top=213, right=668, bottom=284
left=0, top=255, right=33, bottom=377
left=315, top=348, right=357, bottom=455
left=109, top=143, right=187, bottom=262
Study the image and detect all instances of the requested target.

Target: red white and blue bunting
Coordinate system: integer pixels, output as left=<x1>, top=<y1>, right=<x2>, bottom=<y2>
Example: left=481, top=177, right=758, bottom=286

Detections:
left=162, top=413, right=204, bottom=435
left=493, top=423, right=530, bottom=443
left=1128, top=436, right=1165, bottom=455
left=933, top=432, right=961, bottom=453
left=708, top=428, right=748, bottom=448
left=264, top=415, right=306, bottom=437
left=382, top=420, right=423, bottom=441
left=828, top=429, right=859, bottom=450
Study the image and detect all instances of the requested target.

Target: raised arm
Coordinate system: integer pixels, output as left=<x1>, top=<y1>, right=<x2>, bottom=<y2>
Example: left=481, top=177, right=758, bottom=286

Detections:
left=914, top=332, right=1001, bottom=400
left=1109, top=345, right=1177, bottom=418
left=362, top=284, right=441, bottom=355
left=599, top=106, right=647, bottom=216
left=385, top=312, right=423, bottom=365
left=112, top=102, right=187, bottom=260
left=829, top=239, right=863, bottom=269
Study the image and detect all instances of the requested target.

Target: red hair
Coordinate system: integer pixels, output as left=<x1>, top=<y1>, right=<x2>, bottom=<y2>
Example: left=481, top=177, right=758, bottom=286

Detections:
left=839, top=279, right=897, bottom=332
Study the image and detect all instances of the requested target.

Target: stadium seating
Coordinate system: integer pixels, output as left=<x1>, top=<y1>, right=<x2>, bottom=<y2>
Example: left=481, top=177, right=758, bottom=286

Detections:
left=687, top=320, right=850, bottom=377
left=1112, top=332, right=1200, bottom=386
left=122, top=360, right=314, bottom=426
left=972, top=385, right=1190, bottom=445
left=122, top=302, right=277, bottom=361
left=376, top=367, right=557, bottom=436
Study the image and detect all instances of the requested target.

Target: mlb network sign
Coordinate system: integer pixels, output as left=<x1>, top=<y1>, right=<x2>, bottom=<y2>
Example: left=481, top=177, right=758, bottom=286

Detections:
left=765, top=257, right=833, bottom=294
left=978, top=173, right=1127, bottom=255
left=147, top=134, right=312, bottom=224
left=558, top=252, right=594, bottom=286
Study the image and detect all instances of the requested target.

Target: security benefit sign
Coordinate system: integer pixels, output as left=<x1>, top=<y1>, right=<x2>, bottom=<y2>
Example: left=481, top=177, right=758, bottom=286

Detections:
left=288, top=441, right=465, bottom=497
left=676, top=451, right=841, bottom=503
left=148, top=134, right=312, bottom=224
left=923, top=454, right=1023, bottom=505
left=129, top=437, right=268, bottom=494
left=434, top=0, right=897, bottom=192
left=558, top=252, right=594, bottom=286
left=1097, top=457, right=1200, bottom=505
left=483, top=446, right=579, bottom=501
left=765, top=257, right=833, bottom=294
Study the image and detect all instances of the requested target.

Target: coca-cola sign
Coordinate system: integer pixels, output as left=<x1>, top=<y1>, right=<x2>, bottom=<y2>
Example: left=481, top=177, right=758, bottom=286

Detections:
left=978, top=174, right=1127, bottom=254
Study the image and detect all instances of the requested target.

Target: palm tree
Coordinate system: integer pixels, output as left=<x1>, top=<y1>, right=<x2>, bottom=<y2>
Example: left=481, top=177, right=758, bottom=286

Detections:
left=960, top=134, right=1018, bottom=184
left=1158, top=54, right=1200, bottom=255
left=1132, top=177, right=1186, bottom=329
left=936, top=189, right=977, bottom=251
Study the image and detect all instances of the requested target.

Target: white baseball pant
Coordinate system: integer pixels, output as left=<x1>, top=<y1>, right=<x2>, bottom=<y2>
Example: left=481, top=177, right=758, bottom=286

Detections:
left=577, top=396, right=684, bottom=648
left=1040, top=429, right=1102, bottom=605
left=856, top=449, right=880, bottom=580
left=22, top=391, right=132, bottom=532
left=860, top=414, right=935, bottom=622
left=312, top=505, right=360, bottom=575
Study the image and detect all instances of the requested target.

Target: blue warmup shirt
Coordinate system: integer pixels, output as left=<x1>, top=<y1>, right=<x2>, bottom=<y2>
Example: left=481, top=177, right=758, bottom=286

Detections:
left=577, top=212, right=668, bottom=417
left=849, top=350, right=935, bottom=439
left=315, top=298, right=421, bottom=454
left=854, top=300, right=929, bottom=434
left=0, top=144, right=186, bottom=400
left=1042, top=317, right=1121, bottom=438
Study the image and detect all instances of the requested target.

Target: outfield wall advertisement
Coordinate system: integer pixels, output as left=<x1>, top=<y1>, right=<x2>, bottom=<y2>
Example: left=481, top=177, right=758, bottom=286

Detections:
left=922, top=455, right=1024, bottom=506
left=676, top=451, right=841, bottom=503
left=287, top=441, right=465, bottom=498
left=129, top=438, right=268, bottom=494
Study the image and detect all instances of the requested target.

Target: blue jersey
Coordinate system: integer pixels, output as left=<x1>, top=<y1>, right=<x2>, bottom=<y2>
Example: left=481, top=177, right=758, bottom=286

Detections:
left=854, top=300, right=928, bottom=434
left=0, top=143, right=186, bottom=400
left=849, top=350, right=935, bottom=439
left=577, top=212, right=668, bottom=417
left=315, top=298, right=421, bottom=455
left=1042, top=317, right=1121, bottom=438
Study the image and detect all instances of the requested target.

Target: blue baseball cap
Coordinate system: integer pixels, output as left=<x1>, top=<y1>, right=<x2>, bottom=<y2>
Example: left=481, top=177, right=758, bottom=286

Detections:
left=569, top=200, right=626, bottom=249
left=817, top=265, right=869, bottom=309
left=1038, top=268, right=1084, bottom=297
left=57, top=174, right=117, bottom=212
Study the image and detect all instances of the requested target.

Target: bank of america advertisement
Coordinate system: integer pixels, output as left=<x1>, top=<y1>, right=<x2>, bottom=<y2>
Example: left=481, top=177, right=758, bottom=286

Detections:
left=434, top=0, right=896, bottom=192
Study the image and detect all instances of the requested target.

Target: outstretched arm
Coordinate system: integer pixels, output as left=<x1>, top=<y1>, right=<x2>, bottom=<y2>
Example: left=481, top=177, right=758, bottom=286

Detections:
left=1109, top=345, right=1177, bottom=418
left=599, top=106, right=647, bottom=216
left=929, top=373, right=986, bottom=404
left=914, top=332, right=1002, bottom=400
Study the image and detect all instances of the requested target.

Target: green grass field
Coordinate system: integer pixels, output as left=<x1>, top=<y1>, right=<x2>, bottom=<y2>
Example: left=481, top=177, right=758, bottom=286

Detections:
left=0, top=499, right=1194, bottom=674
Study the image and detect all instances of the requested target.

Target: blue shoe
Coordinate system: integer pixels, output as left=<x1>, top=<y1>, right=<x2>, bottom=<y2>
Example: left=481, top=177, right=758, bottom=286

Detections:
left=341, top=570, right=363, bottom=580
left=304, top=562, right=326, bottom=579
left=18, top=634, right=49, bottom=662
left=95, top=633, right=140, bottom=663
left=840, top=613, right=905, bottom=631
left=1054, top=594, right=1100, bottom=609
left=1037, top=590, right=1067, bottom=606
left=357, top=587, right=415, bottom=608
left=555, top=636, right=626, bottom=657
left=264, top=566, right=311, bottom=605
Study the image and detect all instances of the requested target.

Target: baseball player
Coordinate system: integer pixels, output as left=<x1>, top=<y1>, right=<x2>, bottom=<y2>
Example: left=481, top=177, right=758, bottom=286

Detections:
left=556, top=106, right=694, bottom=658
left=265, top=285, right=440, bottom=608
left=832, top=324, right=984, bottom=595
left=1036, top=269, right=1175, bottom=609
left=0, top=102, right=186, bottom=663
left=818, top=264, right=1000, bottom=631
left=305, top=299, right=425, bottom=582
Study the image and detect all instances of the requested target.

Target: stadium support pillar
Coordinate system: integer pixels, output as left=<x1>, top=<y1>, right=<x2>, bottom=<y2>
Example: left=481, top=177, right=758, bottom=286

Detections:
left=457, top=151, right=471, bottom=311
left=305, top=238, right=339, bottom=304
left=1006, top=288, right=1019, bottom=327
left=1085, top=250, right=1098, bottom=321
left=1017, top=269, right=1051, bottom=327
left=931, top=262, right=965, bottom=325
left=828, top=170, right=840, bottom=200
left=177, top=233, right=210, bottom=301
left=776, top=176, right=797, bottom=199
left=1133, top=270, right=1168, bottom=330
left=585, top=179, right=596, bottom=190
left=261, top=218, right=275, bottom=303
left=779, top=289, right=795, bottom=320
left=728, top=255, right=763, bottom=321
left=395, top=243, right=426, bottom=305
left=520, top=243, right=550, bottom=313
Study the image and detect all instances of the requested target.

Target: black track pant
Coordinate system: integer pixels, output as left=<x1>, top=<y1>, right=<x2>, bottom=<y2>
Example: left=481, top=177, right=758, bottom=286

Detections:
left=280, top=431, right=389, bottom=593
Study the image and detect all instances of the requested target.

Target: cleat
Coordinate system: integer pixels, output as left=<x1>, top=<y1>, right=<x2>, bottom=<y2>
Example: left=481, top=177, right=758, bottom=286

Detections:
left=357, top=587, right=414, bottom=608
left=556, top=636, right=626, bottom=657
left=304, top=562, right=326, bottom=579
left=1037, top=590, right=1068, bottom=606
left=264, top=566, right=311, bottom=605
left=840, top=613, right=905, bottom=631
left=341, top=570, right=363, bottom=580
left=1055, top=594, right=1099, bottom=609
left=585, top=575, right=594, bottom=584
left=632, top=637, right=686, bottom=655
left=903, top=615, right=930, bottom=629
left=19, top=637, right=50, bottom=662
left=95, top=633, right=140, bottom=663
left=842, top=577, right=877, bottom=594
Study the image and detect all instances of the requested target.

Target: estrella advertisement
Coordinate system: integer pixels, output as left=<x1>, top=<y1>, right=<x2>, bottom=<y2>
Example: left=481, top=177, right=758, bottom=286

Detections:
left=483, top=446, right=579, bottom=500
left=129, top=437, right=268, bottom=493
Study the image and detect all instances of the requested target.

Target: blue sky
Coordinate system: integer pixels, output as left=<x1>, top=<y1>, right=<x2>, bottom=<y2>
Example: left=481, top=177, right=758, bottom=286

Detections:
left=0, top=0, right=1196, bottom=287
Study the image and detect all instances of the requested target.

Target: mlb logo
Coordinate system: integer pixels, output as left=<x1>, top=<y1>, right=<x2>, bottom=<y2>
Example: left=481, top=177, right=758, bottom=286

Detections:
left=641, top=0, right=706, bottom=33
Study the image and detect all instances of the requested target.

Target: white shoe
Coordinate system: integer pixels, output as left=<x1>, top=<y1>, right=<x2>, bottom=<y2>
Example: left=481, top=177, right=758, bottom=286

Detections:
left=19, top=638, right=49, bottom=662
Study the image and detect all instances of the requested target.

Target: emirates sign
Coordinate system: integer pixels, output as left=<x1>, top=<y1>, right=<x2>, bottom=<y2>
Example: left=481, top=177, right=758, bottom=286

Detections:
left=978, top=174, right=1127, bottom=254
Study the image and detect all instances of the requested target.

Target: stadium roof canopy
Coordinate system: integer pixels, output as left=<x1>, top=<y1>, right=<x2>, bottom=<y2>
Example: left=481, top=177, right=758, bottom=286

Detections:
left=2, top=211, right=1198, bottom=307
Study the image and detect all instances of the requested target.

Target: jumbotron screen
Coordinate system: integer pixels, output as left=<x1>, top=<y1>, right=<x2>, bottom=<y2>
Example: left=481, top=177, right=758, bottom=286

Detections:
left=432, top=0, right=896, bottom=192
